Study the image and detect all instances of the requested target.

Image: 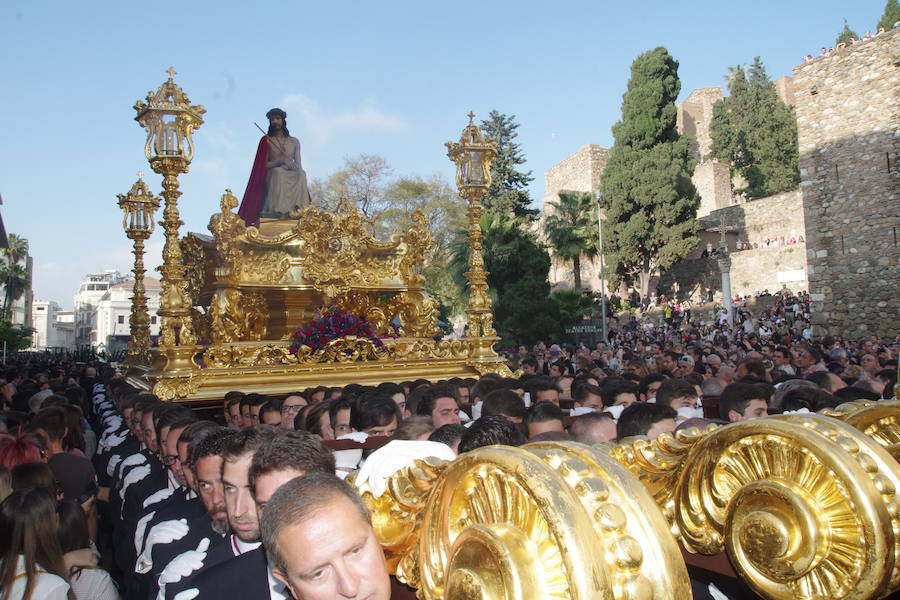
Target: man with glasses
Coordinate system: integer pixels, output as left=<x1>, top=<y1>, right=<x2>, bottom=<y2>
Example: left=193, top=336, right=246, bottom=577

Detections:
left=279, top=394, right=307, bottom=430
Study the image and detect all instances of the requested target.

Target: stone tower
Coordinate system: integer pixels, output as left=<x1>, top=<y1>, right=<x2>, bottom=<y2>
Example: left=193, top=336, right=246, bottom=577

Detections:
left=792, top=29, right=900, bottom=339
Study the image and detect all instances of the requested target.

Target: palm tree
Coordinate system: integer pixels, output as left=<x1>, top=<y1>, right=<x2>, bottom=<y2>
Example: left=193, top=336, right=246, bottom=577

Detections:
left=544, top=192, right=598, bottom=290
left=0, top=234, right=29, bottom=321
left=0, top=262, right=28, bottom=320
left=2, top=234, right=28, bottom=266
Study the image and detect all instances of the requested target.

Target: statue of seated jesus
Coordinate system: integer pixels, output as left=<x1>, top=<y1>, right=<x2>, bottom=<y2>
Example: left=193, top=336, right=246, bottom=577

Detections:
left=237, top=108, right=311, bottom=225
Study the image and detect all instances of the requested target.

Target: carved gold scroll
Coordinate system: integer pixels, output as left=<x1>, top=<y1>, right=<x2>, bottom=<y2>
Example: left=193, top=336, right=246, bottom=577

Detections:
left=354, top=442, right=691, bottom=600
left=610, top=408, right=900, bottom=600
left=356, top=405, right=900, bottom=600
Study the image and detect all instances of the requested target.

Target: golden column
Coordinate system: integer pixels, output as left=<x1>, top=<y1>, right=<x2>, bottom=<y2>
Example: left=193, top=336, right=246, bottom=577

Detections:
left=117, top=175, right=160, bottom=368
left=133, top=68, right=205, bottom=397
left=446, top=113, right=499, bottom=359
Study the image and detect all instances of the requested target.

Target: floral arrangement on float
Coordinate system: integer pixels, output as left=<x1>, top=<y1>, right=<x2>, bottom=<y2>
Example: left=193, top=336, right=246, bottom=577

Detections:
left=289, top=306, right=389, bottom=361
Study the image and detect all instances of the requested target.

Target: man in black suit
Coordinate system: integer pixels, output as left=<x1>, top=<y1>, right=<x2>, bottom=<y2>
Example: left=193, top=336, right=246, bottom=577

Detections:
left=170, top=429, right=335, bottom=599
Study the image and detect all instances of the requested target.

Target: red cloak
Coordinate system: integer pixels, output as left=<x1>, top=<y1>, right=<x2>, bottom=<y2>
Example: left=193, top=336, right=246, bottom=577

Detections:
left=237, top=136, right=268, bottom=226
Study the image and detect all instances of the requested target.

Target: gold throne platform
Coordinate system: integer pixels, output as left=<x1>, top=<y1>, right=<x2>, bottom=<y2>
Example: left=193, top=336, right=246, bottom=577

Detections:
left=129, top=191, right=508, bottom=401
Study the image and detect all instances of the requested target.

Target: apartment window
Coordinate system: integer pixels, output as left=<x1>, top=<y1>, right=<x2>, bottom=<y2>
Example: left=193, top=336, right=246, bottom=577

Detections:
left=118, top=315, right=125, bottom=324
left=150, top=316, right=157, bottom=325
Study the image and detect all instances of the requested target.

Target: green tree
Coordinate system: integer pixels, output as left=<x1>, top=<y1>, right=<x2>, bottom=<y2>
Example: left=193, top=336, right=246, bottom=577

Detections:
left=544, top=192, right=598, bottom=290
left=378, top=175, right=468, bottom=316
left=836, top=18, right=859, bottom=44
left=479, top=111, right=537, bottom=220
left=308, top=154, right=392, bottom=216
left=0, top=234, right=29, bottom=321
left=0, top=319, right=32, bottom=352
left=877, top=0, right=900, bottom=31
left=550, top=289, right=594, bottom=341
left=709, top=57, right=799, bottom=199
left=600, top=47, right=700, bottom=298
left=449, top=215, right=560, bottom=345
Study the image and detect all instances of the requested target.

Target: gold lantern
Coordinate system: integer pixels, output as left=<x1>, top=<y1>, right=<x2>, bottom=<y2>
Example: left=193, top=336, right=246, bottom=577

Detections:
left=117, top=174, right=160, bottom=367
left=446, top=113, right=499, bottom=358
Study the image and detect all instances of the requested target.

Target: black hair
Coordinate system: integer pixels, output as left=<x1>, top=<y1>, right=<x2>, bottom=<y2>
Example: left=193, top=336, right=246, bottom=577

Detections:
left=599, top=379, right=639, bottom=407
left=616, top=403, right=678, bottom=439
left=458, top=416, right=525, bottom=453
left=481, top=389, right=526, bottom=420
left=523, top=401, right=565, bottom=426
left=350, top=393, right=401, bottom=432
left=427, top=424, right=466, bottom=449
left=719, top=383, right=767, bottom=420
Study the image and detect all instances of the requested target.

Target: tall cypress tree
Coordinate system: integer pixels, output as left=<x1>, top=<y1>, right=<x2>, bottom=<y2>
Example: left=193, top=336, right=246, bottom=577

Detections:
left=480, top=111, right=537, bottom=220
left=600, top=47, right=700, bottom=298
left=709, top=57, right=799, bottom=199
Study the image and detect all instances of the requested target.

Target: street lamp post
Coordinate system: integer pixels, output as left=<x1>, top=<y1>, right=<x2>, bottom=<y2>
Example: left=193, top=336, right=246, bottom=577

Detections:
left=446, top=113, right=499, bottom=359
left=597, top=192, right=608, bottom=346
left=117, top=175, right=160, bottom=368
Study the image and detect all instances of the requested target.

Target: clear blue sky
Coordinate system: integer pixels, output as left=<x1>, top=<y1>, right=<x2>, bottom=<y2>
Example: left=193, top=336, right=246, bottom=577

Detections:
left=0, top=0, right=885, bottom=309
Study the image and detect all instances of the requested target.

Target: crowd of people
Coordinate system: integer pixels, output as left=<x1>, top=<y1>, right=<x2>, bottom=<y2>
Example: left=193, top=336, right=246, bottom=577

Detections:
left=0, top=298, right=896, bottom=600
left=802, top=22, right=898, bottom=62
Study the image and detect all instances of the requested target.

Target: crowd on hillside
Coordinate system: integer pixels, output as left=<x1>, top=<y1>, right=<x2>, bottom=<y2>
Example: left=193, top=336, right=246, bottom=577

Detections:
left=803, top=22, right=899, bottom=62
left=0, top=292, right=896, bottom=600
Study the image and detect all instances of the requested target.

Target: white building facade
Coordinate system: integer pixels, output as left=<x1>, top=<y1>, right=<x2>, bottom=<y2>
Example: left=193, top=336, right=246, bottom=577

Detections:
left=31, top=300, right=74, bottom=350
left=93, top=278, right=162, bottom=354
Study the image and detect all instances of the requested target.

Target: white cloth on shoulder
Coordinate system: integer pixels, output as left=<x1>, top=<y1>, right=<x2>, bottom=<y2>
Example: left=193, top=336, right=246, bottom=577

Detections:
left=355, top=440, right=456, bottom=497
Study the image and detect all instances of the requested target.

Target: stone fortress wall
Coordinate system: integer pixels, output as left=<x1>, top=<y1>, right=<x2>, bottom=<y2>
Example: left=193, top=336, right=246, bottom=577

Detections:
left=792, top=28, right=900, bottom=339
left=539, top=144, right=609, bottom=292
left=541, top=30, right=897, bottom=339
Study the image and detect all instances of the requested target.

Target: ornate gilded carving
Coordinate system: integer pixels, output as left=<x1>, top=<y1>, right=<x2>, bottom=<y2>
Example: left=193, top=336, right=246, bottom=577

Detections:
left=349, top=457, right=450, bottom=588
left=200, top=337, right=387, bottom=369
left=672, top=416, right=900, bottom=600
left=333, top=291, right=392, bottom=336
left=209, top=288, right=268, bottom=343
left=152, top=375, right=201, bottom=401
left=294, top=199, right=391, bottom=297
left=413, top=443, right=690, bottom=600
left=237, top=249, right=291, bottom=283
left=822, top=400, right=900, bottom=462
left=387, top=290, right=440, bottom=338
left=399, top=209, right=431, bottom=288
left=390, top=339, right=470, bottom=360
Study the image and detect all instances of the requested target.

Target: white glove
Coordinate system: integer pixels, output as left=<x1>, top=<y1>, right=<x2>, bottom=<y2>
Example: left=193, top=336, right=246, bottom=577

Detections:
left=134, top=511, right=157, bottom=556
left=782, top=408, right=811, bottom=414
left=144, top=486, right=176, bottom=509
left=355, top=440, right=455, bottom=497
left=106, top=454, right=123, bottom=477
left=101, top=432, right=127, bottom=451
left=172, top=589, right=199, bottom=600
left=136, top=518, right=189, bottom=573
left=121, top=453, right=148, bottom=471
left=570, top=406, right=596, bottom=417
left=336, top=431, right=369, bottom=443
left=121, top=464, right=151, bottom=499
left=159, top=538, right=209, bottom=583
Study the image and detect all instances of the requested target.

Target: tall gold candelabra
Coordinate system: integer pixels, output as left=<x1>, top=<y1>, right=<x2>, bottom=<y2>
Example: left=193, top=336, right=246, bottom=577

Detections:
left=134, top=68, right=204, bottom=349
left=117, top=175, right=160, bottom=367
left=446, top=113, right=499, bottom=358
left=133, top=68, right=205, bottom=399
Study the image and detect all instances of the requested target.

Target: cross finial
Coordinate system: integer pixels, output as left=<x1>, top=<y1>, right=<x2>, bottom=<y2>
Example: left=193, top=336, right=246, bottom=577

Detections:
left=467, top=111, right=476, bottom=124
left=166, top=66, right=177, bottom=80
left=136, top=170, right=144, bottom=180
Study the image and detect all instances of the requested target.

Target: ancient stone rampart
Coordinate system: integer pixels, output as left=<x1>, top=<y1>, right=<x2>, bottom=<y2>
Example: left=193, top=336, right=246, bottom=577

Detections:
left=793, top=29, right=900, bottom=339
